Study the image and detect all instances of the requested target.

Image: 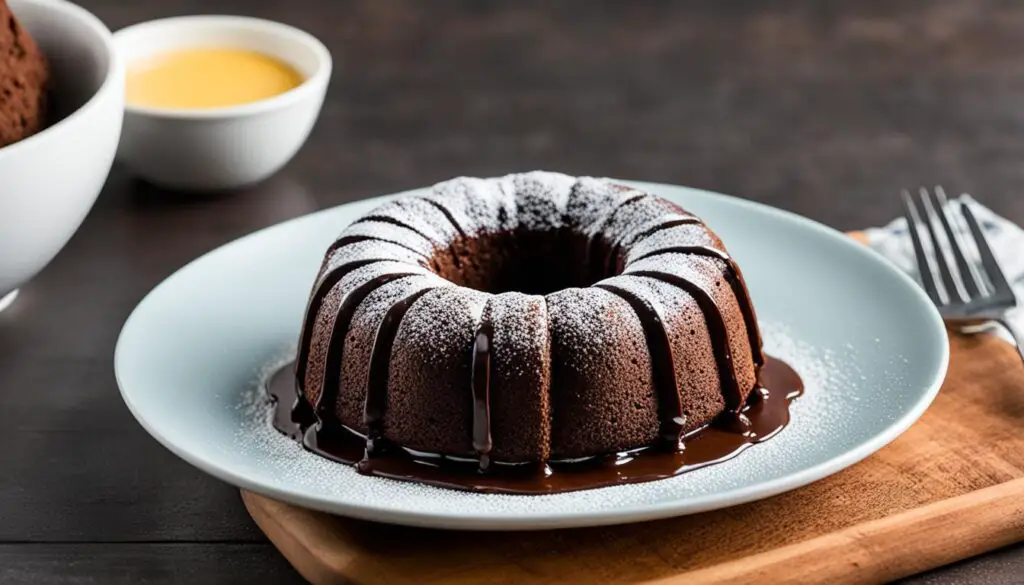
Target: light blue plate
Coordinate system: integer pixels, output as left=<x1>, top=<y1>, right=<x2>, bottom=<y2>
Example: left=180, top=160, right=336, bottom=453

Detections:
left=115, top=181, right=948, bottom=530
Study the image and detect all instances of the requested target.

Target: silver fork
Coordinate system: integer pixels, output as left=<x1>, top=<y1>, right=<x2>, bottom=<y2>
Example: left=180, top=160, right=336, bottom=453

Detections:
left=901, top=186, right=1024, bottom=363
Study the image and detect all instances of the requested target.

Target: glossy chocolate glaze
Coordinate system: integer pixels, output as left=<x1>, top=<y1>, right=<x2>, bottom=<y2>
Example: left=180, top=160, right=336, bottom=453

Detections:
left=629, top=245, right=764, bottom=367
left=629, top=269, right=745, bottom=411
left=361, top=286, right=436, bottom=458
left=470, top=311, right=495, bottom=470
left=266, top=355, right=802, bottom=494
left=295, top=261, right=415, bottom=391
left=315, top=272, right=418, bottom=423
left=594, top=282, right=685, bottom=447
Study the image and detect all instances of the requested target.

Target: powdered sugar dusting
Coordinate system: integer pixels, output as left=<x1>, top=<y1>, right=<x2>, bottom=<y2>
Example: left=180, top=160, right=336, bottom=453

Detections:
left=510, top=171, right=575, bottom=232
left=321, top=241, right=426, bottom=279
left=394, top=287, right=488, bottom=367
left=338, top=221, right=436, bottom=256
left=625, top=224, right=720, bottom=264
left=333, top=260, right=433, bottom=293
left=337, top=173, right=714, bottom=265
left=600, top=196, right=677, bottom=239
left=488, top=292, right=549, bottom=380
left=360, top=199, right=459, bottom=244
left=428, top=176, right=518, bottom=234
left=613, top=210, right=698, bottom=249
left=546, top=287, right=632, bottom=368
left=350, top=172, right=659, bottom=244
left=565, top=177, right=648, bottom=236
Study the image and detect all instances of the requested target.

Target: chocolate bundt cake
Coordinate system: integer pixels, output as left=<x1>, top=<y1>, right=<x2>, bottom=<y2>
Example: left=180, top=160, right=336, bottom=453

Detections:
left=284, top=172, right=771, bottom=492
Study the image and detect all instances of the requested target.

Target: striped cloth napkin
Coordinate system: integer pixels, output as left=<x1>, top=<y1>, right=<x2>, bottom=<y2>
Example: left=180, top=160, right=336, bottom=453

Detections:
left=860, top=195, right=1024, bottom=340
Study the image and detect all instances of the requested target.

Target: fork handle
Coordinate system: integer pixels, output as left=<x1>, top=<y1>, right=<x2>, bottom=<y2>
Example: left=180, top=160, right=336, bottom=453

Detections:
left=995, top=317, right=1024, bottom=365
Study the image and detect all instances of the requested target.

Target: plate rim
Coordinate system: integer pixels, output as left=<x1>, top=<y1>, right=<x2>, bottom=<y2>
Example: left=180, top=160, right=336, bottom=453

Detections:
left=115, top=180, right=950, bottom=530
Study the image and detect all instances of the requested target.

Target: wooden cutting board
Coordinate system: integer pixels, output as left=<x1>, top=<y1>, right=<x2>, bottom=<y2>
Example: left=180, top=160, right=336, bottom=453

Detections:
left=240, top=232, right=1024, bottom=584
left=242, top=331, right=1024, bottom=585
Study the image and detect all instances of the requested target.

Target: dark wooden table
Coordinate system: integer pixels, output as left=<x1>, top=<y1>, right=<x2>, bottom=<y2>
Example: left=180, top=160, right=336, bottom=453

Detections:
left=2, top=0, right=1024, bottom=582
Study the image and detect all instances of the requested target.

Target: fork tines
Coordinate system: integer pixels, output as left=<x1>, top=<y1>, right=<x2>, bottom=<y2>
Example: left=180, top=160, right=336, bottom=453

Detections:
left=900, top=187, right=1015, bottom=312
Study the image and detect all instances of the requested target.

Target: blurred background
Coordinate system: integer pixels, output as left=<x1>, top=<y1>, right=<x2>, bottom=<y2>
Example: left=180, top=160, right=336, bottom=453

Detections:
left=89, top=0, right=1024, bottom=231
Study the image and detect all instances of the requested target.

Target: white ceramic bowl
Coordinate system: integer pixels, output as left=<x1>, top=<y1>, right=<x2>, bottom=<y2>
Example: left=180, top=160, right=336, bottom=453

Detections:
left=114, top=16, right=332, bottom=192
left=0, top=0, right=124, bottom=303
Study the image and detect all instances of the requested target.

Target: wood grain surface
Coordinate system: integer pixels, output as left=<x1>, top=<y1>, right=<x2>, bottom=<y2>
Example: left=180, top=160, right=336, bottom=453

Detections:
left=241, top=333, right=1024, bottom=584
left=5, top=0, right=1024, bottom=583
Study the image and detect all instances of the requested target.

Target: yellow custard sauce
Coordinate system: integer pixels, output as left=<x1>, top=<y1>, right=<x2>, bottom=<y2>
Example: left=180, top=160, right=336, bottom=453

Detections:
left=126, top=48, right=304, bottom=110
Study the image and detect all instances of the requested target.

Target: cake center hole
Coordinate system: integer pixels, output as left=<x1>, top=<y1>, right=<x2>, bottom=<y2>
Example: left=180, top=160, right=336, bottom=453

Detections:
left=429, top=228, right=600, bottom=295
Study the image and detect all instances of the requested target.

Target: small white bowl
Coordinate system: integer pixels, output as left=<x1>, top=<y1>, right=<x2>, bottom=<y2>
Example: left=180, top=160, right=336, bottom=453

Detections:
left=114, top=16, right=332, bottom=191
left=0, top=0, right=124, bottom=302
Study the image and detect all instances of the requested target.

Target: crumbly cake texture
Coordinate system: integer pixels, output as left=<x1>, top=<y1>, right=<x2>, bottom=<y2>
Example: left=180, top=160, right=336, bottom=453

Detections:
left=0, top=0, right=48, bottom=148
left=299, top=171, right=761, bottom=464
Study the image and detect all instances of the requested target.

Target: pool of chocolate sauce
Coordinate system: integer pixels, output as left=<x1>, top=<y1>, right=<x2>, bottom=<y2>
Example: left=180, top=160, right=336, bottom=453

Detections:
left=266, top=356, right=802, bottom=494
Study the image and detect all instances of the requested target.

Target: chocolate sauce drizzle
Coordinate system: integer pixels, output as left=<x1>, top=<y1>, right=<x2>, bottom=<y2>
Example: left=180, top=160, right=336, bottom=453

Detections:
left=623, top=216, right=708, bottom=251
left=361, top=287, right=436, bottom=459
left=631, top=245, right=764, bottom=367
left=345, top=215, right=439, bottom=251
left=629, top=269, right=745, bottom=411
left=418, top=197, right=467, bottom=269
left=295, top=259, right=397, bottom=388
left=285, top=180, right=793, bottom=494
left=316, top=273, right=419, bottom=423
left=420, top=197, right=468, bottom=239
left=470, top=309, right=494, bottom=470
left=328, top=235, right=432, bottom=259
left=594, top=283, right=685, bottom=447
left=266, top=355, right=802, bottom=494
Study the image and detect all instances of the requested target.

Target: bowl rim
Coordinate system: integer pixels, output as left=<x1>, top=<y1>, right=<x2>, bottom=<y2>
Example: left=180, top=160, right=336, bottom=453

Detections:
left=0, top=0, right=122, bottom=160
left=114, top=14, right=333, bottom=120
